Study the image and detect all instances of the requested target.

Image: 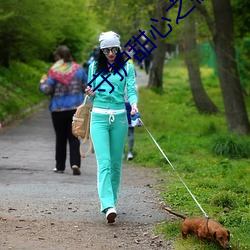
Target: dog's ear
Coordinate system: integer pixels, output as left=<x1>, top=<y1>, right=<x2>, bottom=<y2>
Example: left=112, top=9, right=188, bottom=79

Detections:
left=213, top=231, right=217, bottom=240
left=227, top=230, right=230, bottom=240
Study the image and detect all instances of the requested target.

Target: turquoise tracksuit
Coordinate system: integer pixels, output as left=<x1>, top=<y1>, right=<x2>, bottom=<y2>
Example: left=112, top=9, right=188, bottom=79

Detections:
left=88, top=62, right=138, bottom=212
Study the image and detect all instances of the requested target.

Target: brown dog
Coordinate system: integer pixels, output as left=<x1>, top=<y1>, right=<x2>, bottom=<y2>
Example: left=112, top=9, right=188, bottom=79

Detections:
left=163, top=207, right=231, bottom=249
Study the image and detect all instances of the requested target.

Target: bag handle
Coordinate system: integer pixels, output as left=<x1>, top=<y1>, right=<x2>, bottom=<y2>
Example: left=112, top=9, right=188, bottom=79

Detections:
left=79, top=96, right=93, bottom=158
left=82, top=94, right=88, bottom=105
left=79, top=113, right=94, bottom=158
left=79, top=137, right=94, bottom=158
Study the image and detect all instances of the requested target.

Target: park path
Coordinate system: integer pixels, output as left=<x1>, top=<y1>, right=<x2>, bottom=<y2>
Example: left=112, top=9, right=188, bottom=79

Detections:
left=0, top=70, right=173, bottom=249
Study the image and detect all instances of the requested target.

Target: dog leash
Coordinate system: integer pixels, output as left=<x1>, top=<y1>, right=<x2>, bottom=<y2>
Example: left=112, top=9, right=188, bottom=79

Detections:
left=139, top=118, right=209, bottom=218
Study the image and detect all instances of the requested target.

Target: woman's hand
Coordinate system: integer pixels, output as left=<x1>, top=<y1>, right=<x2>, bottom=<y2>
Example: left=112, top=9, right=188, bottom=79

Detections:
left=85, top=86, right=95, bottom=97
left=40, top=74, right=47, bottom=84
left=131, top=103, right=138, bottom=116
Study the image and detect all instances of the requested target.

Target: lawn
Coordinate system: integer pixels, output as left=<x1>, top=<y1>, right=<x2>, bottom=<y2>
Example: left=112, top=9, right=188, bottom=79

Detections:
left=128, top=58, right=250, bottom=250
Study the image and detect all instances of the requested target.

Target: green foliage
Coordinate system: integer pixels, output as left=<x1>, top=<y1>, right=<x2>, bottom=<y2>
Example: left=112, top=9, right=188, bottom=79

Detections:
left=0, top=0, right=99, bottom=66
left=210, top=135, right=250, bottom=159
left=236, top=37, right=250, bottom=95
left=195, top=1, right=213, bottom=42
left=0, top=60, right=49, bottom=122
left=130, top=58, right=250, bottom=249
left=154, top=221, right=181, bottom=240
left=233, top=0, right=250, bottom=98
left=92, top=0, right=156, bottom=44
left=210, top=192, right=238, bottom=209
left=233, top=0, right=250, bottom=39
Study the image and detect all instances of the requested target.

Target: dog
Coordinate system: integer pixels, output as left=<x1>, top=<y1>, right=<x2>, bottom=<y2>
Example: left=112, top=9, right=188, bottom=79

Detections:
left=162, top=206, right=231, bottom=249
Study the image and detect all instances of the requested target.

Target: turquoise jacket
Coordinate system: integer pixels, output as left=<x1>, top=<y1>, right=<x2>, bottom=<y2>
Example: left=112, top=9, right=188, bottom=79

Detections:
left=87, top=61, right=138, bottom=110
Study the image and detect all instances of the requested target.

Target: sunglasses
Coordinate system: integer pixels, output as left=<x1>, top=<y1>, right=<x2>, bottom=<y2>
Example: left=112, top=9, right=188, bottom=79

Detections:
left=102, top=47, right=119, bottom=55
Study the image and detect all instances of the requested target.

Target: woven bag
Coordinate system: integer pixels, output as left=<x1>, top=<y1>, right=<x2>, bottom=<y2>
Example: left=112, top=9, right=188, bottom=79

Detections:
left=72, top=95, right=93, bottom=158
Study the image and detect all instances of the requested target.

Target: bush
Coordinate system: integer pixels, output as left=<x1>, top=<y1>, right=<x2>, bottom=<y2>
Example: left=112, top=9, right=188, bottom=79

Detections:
left=210, top=135, right=250, bottom=159
left=210, top=191, right=237, bottom=209
left=0, top=60, right=49, bottom=122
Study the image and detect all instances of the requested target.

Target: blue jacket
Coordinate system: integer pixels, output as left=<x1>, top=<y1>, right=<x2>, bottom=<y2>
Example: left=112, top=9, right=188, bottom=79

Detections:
left=39, top=66, right=87, bottom=112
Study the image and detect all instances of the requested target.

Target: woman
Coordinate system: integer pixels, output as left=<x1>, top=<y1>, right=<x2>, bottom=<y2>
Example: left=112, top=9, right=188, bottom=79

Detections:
left=85, top=31, right=138, bottom=223
left=39, top=45, right=87, bottom=175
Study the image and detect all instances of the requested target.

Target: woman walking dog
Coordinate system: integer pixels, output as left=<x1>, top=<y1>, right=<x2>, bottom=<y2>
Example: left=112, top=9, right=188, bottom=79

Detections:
left=85, top=31, right=138, bottom=223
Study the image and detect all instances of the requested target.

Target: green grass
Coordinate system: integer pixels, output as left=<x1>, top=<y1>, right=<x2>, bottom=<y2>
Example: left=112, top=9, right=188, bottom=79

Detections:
left=129, top=59, right=250, bottom=250
left=0, top=60, right=50, bottom=123
left=1, top=57, right=249, bottom=249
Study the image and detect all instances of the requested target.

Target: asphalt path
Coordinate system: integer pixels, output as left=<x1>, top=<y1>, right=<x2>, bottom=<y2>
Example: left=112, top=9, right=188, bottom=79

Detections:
left=0, top=69, right=172, bottom=249
left=0, top=106, right=165, bottom=223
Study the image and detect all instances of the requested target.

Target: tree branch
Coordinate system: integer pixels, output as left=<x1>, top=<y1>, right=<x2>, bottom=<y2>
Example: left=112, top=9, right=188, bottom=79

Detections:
left=193, top=2, right=216, bottom=38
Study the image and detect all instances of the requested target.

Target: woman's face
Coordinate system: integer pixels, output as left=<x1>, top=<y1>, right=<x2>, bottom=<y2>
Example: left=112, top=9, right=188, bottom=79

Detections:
left=102, top=47, right=119, bottom=61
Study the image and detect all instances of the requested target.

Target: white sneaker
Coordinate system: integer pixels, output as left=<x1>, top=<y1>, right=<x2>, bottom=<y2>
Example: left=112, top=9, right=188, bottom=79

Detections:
left=53, top=168, right=64, bottom=173
left=105, top=207, right=117, bottom=223
left=127, top=152, right=133, bottom=160
left=72, top=165, right=81, bottom=175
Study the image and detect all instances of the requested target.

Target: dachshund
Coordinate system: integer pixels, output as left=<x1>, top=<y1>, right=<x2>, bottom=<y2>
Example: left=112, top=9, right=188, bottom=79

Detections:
left=162, top=207, right=231, bottom=249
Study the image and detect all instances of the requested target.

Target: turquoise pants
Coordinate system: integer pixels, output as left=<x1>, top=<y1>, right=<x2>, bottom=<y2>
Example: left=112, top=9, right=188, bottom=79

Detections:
left=90, top=111, right=128, bottom=212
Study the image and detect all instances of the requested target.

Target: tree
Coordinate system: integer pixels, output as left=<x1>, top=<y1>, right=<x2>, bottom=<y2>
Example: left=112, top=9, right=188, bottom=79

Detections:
left=0, top=0, right=98, bottom=66
left=233, top=0, right=250, bottom=96
left=194, top=0, right=250, bottom=134
left=184, top=2, right=218, bottom=114
left=0, top=0, right=58, bottom=66
left=92, top=0, right=155, bottom=46
left=232, top=0, right=250, bottom=39
left=148, top=0, right=171, bottom=89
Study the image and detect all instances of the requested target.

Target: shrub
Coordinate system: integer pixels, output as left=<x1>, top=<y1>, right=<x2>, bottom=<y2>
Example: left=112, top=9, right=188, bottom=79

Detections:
left=210, top=135, right=250, bottom=159
left=210, top=191, right=237, bottom=209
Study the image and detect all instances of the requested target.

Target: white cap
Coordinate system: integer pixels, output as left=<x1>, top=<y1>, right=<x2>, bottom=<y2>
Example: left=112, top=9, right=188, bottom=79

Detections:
left=99, top=31, right=121, bottom=49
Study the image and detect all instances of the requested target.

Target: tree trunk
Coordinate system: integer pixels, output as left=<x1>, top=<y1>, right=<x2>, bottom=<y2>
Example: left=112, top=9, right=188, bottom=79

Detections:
left=147, top=0, right=169, bottom=89
left=212, top=0, right=250, bottom=134
left=184, top=9, right=218, bottom=114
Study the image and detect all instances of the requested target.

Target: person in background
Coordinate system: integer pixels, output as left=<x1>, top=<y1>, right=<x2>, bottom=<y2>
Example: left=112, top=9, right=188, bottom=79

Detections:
left=82, top=60, right=89, bottom=74
left=132, top=43, right=142, bottom=68
left=85, top=31, right=138, bottom=223
left=125, top=101, right=135, bottom=160
left=125, top=45, right=134, bottom=61
left=39, top=45, right=87, bottom=175
left=143, top=45, right=152, bottom=75
left=87, top=46, right=99, bottom=69
left=124, top=58, right=137, bottom=161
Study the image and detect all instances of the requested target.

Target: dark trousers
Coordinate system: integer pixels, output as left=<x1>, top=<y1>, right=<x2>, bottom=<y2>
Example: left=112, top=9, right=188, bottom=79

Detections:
left=125, top=102, right=134, bottom=153
left=51, top=110, right=80, bottom=171
left=127, top=127, right=134, bottom=152
left=144, top=58, right=151, bottom=74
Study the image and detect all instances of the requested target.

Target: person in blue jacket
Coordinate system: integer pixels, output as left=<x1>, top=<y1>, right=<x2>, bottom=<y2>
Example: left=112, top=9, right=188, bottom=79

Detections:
left=39, top=45, right=87, bottom=175
left=85, top=31, right=138, bottom=223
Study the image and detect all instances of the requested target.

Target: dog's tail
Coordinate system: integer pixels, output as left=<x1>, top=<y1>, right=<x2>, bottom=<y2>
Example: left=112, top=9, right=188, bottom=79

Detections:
left=162, top=206, right=187, bottom=220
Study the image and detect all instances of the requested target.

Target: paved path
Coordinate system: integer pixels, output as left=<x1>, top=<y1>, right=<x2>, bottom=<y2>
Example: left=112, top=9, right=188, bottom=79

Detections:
left=0, top=72, right=174, bottom=249
left=0, top=68, right=153, bottom=224
left=135, top=68, right=149, bottom=88
left=0, top=106, right=164, bottom=224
